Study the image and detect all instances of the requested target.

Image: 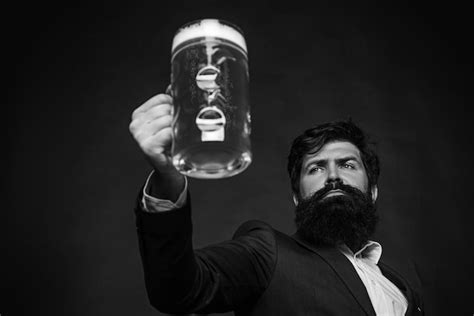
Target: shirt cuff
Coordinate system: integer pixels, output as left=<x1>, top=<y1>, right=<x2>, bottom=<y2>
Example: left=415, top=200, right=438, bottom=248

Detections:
left=141, top=170, right=188, bottom=213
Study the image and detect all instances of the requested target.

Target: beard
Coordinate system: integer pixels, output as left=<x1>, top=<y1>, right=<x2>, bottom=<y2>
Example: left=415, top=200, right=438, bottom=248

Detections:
left=294, top=181, right=379, bottom=253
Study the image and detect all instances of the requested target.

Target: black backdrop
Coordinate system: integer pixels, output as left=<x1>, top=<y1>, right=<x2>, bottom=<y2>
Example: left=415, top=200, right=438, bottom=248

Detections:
left=3, top=1, right=473, bottom=315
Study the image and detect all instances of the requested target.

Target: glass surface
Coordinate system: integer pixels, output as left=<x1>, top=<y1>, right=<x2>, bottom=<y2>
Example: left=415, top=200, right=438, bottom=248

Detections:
left=170, top=19, right=252, bottom=179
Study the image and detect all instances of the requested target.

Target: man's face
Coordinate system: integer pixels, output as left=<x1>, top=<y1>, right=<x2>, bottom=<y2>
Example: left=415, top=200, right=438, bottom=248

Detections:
left=294, top=140, right=379, bottom=251
left=297, top=141, right=376, bottom=203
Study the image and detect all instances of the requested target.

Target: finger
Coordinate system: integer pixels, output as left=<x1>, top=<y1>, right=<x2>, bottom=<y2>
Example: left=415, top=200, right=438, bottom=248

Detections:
left=129, top=110, right=172, bottom=138
left=150, top=115, right=174, bottom=136
left=141, top=127, right=173, bottom=156
left=132, top=103, right=173, bottom=124
left=133, top=114, right=173, bottom=142
left=133, top=94, right=173, bottom=117
left=165, top=84, right=172, bottom=95
left=143, top=103, right=173, bottom=122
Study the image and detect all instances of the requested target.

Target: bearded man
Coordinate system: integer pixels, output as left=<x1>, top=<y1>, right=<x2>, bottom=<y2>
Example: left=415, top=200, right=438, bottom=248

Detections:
left=130, top=93, right=424, bottom=315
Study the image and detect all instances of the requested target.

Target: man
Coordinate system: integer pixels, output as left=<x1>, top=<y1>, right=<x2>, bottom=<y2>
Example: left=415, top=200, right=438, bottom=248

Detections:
left=129, top=93, right=424, bottom=315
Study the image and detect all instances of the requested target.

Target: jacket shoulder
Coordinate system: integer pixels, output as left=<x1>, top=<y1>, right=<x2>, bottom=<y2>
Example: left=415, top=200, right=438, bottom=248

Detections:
left=233, top=219, right=276, bottom=238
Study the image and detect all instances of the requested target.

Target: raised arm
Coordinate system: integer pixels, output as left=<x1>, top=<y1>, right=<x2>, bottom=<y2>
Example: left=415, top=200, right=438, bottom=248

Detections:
left=129, top=92, right=185, bottom=201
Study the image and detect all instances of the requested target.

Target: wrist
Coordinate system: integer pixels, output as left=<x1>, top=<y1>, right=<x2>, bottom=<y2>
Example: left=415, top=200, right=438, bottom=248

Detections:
left=148, top=168, right=186, bottom=202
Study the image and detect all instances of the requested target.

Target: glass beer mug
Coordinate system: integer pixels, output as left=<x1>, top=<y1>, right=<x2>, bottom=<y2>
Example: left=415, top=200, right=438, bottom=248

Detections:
left=170, top=19, right=252, bottom=179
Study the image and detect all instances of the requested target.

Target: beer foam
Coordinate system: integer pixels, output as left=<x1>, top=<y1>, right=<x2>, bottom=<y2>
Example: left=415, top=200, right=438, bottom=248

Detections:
left=172, top=19, right=247, bottom=53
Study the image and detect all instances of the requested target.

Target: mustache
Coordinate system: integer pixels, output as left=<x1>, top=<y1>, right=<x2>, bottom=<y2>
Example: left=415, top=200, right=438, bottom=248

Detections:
left=310, top=181, right=365, bottom=202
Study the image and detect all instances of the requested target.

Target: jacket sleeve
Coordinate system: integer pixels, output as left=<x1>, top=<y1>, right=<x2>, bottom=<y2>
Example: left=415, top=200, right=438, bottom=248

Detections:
left=134, top=191, right=277, bottom=314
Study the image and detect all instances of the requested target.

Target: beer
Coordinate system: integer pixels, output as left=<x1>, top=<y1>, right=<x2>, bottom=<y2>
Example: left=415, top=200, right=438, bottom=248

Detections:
left=170, top=19, right=252, bottom=179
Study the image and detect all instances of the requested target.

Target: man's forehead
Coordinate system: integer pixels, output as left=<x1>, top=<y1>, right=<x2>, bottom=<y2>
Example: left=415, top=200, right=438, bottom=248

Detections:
left=303, top=141, right=362, bottom=162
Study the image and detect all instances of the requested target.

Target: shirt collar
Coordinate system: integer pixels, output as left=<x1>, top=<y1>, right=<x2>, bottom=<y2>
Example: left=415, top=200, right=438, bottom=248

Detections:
left=338, top=240, right=382, bottom=265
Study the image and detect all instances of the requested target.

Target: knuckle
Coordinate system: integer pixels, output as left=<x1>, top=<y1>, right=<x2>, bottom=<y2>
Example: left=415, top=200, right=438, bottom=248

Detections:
left=129, top=119, right=141, bottom=133
left=133, top=130, right=145, bottom=142
left=128, top=120, right=136, bottom=133
left=131, top=107, right=141, bottom=119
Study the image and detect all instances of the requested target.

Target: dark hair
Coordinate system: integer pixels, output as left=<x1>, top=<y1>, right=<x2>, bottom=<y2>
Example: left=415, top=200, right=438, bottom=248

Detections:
left=287, top=119, right=380, bottom=198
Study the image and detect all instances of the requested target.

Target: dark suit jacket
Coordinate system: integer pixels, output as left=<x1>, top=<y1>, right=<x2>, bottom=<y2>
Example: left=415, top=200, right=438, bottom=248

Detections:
left=135, top=193, right=424, bottom=315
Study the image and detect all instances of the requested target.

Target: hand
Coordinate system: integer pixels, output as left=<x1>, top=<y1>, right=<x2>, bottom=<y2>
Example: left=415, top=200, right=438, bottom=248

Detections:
left=129, top=92, right=177, bottom=175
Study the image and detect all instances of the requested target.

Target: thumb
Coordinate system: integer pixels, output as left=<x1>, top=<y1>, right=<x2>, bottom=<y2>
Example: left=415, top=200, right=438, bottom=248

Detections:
left=165, top=84, right=172, bottom=96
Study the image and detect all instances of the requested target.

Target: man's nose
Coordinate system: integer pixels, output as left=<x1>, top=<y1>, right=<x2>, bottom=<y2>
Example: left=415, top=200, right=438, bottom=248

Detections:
left=325, top=166, right=342, bottom=187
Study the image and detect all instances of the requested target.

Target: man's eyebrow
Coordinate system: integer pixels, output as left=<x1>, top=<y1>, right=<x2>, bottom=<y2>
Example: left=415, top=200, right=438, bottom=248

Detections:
left=335, top=156, right=362, bottom=164
left=304, top=155, right=361, bottom=168
left=303, top=158, right=327, bottom=169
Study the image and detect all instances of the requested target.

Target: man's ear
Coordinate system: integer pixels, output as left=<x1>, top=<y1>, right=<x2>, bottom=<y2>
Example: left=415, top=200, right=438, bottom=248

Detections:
left=293, top=194, right=299, bottom=206
left=371, top=185, right=378, bottom=203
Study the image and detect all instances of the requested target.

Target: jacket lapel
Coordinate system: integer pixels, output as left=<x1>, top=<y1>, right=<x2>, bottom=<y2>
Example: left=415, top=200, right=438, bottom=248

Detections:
left=378, top=261, right=420, bottom=315
left=292, top=232, right=376, bottom=316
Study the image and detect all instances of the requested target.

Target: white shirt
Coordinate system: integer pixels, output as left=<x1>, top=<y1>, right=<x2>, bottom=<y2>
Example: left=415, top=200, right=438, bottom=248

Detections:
left=141, top=171, right=188, bottom=212
left=141, top=171, right=408, bottom=315
left=339, top=242, right=408, bottom=315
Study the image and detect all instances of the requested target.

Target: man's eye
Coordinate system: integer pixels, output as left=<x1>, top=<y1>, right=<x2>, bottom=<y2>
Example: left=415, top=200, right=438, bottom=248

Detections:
left=342, top=163, right=355, bottom=169
left=308, top=166, right=323, bottom=174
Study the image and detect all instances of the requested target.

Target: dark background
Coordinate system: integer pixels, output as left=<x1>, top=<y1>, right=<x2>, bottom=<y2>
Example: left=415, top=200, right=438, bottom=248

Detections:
left=3, top=1, right=473, bottom=315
